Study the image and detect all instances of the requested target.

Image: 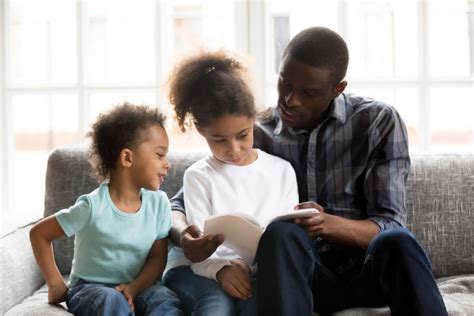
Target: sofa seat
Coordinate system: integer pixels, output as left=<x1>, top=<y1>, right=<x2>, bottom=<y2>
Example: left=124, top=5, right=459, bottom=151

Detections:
left=5, top=275, right=474, bottom=315
left=4, top=277, right=70, bottom=315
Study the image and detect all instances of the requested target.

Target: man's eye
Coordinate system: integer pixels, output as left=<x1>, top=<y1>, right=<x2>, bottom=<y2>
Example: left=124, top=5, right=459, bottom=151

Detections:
left=304, top=90, right=320, bottom=97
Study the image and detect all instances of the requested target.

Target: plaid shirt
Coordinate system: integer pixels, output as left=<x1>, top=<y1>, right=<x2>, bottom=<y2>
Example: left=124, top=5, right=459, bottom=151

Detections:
left=172, top=93, right=410, bottom=273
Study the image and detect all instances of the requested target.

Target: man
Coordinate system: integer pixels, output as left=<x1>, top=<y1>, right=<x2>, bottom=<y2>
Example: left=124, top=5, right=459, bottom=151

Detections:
left=169, top=26, right=447, bottom=315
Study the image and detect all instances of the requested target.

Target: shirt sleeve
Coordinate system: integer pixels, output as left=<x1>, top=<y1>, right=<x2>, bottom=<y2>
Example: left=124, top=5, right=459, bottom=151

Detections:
left=184, top=167, right=233, bottom=280
left=170, top=187, right=186, bottom=214
left=364, top=106, right=410, bottom=231
left=156, top=192, right=172, bottom=240
left=55, top=195, right=92, bottom=237
left=190, top=255, right=232, bottom=280
left=283, top=163, right=299, bottom=211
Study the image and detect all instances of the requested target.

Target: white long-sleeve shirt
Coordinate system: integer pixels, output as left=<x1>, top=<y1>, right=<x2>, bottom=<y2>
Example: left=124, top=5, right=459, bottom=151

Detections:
left=181, top=149, right=299, bottom=280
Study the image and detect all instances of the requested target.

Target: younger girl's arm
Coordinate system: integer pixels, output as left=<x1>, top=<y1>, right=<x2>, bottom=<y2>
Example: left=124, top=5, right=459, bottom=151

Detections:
left=115, top=238, right=168, bottom=311
left=29, top=216, right=68, bottom=303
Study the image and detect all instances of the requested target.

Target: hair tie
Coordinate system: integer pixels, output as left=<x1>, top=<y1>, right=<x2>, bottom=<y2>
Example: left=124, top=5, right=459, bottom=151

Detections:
left=205, top=66, right=216, bottom=74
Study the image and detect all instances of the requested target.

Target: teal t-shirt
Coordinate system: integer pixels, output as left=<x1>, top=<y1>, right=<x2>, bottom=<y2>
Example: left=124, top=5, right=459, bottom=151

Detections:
left=55, top=183, right=171, bottom=287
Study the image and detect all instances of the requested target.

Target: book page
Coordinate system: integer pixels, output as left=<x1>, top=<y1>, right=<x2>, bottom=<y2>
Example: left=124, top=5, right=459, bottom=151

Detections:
left=204, top=214, right=263, bottom=264
left=269, top=208, right=319, bottom=223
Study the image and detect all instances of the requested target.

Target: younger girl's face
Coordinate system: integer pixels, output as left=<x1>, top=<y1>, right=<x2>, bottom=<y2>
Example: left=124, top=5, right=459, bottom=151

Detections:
left=130, top=124, right=171, bottom=191
left=198, top=114, right=256, bottom=166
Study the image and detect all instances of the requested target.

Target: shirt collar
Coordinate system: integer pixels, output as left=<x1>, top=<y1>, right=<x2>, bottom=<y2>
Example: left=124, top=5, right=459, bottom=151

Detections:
left=274, top=94, right=347, bottom=136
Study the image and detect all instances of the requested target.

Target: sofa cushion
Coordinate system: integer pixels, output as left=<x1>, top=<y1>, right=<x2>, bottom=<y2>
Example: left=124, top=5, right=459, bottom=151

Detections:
left=6, top=275, right=473, bottom=315
left=405, top=155, right=474, bottom=278
left=0, top=223, right=45, bottom=315
left=4, top=283, right=70, bottom=316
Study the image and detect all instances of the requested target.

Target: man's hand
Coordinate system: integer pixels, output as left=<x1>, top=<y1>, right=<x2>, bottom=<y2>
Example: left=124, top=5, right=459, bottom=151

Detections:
left=293, top=201, right=328, bottom=238
left=115, top=283, right=138, bottom=311
left=216, top=263, right=252, bottom=300
left=181, top=225, right=224, bottom=262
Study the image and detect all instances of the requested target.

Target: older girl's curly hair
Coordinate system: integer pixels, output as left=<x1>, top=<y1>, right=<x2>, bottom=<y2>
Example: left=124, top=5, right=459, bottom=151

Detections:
left=87, top=102, right=166, bottom=181
left=167, top=50, right=256, bottom=132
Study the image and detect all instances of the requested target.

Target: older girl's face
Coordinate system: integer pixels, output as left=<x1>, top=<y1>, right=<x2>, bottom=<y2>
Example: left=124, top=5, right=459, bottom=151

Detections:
left=198, top=114, right=256, bottom=166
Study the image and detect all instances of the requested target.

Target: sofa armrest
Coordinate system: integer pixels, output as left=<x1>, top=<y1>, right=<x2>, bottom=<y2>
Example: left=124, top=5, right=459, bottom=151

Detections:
left=0, top=222, right=45, bottom=315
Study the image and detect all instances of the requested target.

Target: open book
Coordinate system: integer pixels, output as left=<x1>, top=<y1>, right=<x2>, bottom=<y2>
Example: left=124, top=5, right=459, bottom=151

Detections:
left=203, top=208, right=318, bottom=264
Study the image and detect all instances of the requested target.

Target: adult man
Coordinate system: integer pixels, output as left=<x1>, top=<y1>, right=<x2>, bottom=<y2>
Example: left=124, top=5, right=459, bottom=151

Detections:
left=169, top=26, right=447, bottom=315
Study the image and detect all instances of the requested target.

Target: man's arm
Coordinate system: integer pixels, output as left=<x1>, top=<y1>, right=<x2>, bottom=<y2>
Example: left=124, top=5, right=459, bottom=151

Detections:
left=294, top=202, right=379, bottom=249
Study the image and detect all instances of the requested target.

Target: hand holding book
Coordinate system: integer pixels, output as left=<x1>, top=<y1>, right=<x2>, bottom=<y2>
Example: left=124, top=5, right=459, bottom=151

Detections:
left=203, top=208, right=319, bottom=264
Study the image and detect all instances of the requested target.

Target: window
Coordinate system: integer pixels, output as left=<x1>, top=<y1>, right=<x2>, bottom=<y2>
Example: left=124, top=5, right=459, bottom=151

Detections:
left=1, top=0, right=243, bottom=234
left=1, top=0, right=473, bottom=235
left=263, top=0, right=473, bottom=153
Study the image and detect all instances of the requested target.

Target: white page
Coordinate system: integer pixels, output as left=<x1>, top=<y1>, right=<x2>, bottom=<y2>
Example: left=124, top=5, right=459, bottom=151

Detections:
left=203, top=214, right=263, bottom=264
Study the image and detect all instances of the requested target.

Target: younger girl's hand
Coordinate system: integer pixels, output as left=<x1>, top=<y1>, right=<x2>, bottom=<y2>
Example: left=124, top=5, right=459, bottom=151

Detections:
left=216, top=264, right=252, bottom=300
left=47, top=281, right=68, bottom=304
left=115, top=283, right=138, bottom=311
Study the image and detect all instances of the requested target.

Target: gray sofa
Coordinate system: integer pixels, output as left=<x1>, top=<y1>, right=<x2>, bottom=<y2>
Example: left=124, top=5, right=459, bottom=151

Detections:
left=1, top=146, right=473, bottom=315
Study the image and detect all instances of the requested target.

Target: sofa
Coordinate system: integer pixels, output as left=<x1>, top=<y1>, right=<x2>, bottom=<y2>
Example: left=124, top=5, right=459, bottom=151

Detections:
left=1, top=146, right=473, bottom=315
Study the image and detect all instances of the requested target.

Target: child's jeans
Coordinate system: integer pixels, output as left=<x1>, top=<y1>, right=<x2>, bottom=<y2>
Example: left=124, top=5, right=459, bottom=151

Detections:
left=163, top=265, right=257, bottom=316
left=66, top=279, right=183, bottom=316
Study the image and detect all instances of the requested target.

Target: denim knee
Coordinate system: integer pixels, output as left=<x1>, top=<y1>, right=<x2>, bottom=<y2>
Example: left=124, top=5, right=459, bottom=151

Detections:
left=369, top=227, right=431, bottom=267
left=93, top=287, right=130, bottom=312
left=68, top=284, right=131, bottom=316
left=259, top=221, right=308, bottom=250
left=135, top=285, right=182, bottom=316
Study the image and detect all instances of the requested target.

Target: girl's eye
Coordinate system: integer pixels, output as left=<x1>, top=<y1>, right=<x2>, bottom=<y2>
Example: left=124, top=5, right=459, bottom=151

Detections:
left=214, top=139, right=226, bottom=143
left=237, top=134, right=248, bottom=140
left=156, top=153, right=164, bottom=158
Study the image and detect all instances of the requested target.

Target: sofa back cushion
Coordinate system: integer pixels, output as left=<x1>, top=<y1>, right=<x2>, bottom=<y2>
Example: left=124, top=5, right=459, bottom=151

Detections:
left=405, top=154, right=473, bottom=278
left=44, top=147, right=207, bottom=274
left=44, top=147, right=473, bottom=278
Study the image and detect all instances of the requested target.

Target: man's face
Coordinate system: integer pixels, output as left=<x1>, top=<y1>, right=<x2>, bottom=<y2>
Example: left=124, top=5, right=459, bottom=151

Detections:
left=277, top=55, right=346, bottom=130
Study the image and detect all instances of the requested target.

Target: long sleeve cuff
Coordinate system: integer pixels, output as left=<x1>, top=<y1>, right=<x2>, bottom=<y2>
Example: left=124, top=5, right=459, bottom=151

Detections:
left=190, top=259, right=233, bottom=281
left=368, top=216, right=403, bottom=232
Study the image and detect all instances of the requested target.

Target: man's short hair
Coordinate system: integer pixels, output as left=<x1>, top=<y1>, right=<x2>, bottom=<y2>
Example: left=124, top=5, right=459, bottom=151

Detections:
left=282, top=26, right=349, bottom=84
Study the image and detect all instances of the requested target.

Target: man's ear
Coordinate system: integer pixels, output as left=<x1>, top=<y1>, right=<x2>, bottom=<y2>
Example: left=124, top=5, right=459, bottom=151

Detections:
left=119, top=148, right=133, bottom=168
left=332, top=80, right=347, bottom=98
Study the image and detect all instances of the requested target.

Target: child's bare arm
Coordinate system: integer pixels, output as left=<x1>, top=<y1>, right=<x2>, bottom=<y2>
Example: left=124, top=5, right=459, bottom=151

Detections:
left=115, top=238, right=168, bottom=310
left=29, top=216, right=68, bottom=303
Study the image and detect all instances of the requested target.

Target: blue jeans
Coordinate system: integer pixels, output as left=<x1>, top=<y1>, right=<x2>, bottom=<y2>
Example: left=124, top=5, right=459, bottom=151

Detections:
left=256, top=222, right=448, bottom=316
left=163, top=265, right=257, bottom=316
left=66, top=279, right=183, bottom=316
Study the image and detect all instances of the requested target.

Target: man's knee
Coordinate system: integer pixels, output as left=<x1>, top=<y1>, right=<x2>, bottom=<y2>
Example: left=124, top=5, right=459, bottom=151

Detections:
left=370, top=228, right=430, bottom=267
left=260, top=221, right=307, bottom=249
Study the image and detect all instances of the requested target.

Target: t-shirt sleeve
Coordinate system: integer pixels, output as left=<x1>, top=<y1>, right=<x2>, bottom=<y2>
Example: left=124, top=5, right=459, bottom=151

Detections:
left=156, top=192, right=172, bottom=240
left=284, top=162, right=299, bottom=210
left=55, top=195, right=92, bottom=237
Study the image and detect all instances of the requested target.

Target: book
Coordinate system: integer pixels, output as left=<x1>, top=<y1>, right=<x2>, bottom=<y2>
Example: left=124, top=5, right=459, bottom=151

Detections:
left=203, top=208, right=318, bottom=264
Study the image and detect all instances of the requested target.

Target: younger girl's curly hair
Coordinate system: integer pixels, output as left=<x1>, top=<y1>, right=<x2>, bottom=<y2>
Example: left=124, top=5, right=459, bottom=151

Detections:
left=168, top=50, right=256, bottom=132
left=87, top=102, right=166, bottom=181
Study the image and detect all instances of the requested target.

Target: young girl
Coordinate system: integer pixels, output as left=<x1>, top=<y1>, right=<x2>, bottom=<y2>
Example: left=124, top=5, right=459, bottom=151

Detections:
left=163, top=51, right=299, bottom=315
left=30, top=103, right=182, bottom=316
